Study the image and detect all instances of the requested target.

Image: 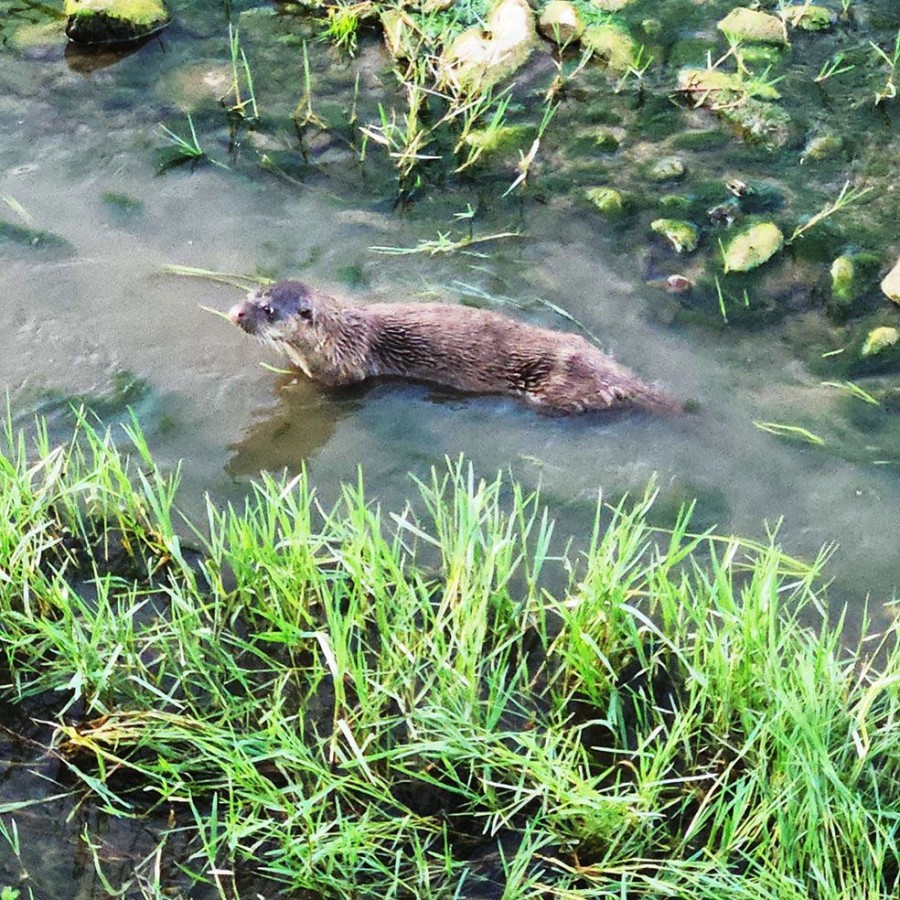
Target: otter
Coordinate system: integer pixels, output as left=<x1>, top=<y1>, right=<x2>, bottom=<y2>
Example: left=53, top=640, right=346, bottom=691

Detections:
left=228, top=280, right=682, bottom=416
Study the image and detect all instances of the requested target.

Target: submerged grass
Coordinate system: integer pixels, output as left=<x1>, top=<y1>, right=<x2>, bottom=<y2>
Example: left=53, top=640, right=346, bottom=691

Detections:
left=1, top=413, right=899, bottom=897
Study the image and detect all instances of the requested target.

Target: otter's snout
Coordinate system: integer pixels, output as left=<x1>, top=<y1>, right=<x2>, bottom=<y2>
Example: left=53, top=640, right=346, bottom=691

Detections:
left=228, top=301, right=259, bottom=334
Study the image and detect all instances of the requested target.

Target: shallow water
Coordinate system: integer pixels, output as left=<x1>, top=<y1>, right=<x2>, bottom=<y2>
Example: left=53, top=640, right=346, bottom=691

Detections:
left=1, top=0, right=899, bottom=890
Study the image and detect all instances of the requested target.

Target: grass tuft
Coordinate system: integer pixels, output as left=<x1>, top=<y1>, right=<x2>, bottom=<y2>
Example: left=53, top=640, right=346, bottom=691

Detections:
left=1, top=414, right=899, bottom=897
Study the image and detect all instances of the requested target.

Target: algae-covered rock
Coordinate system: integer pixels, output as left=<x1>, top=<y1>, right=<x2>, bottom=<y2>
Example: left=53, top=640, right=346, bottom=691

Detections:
left=882, top=258, right=900, bottom=304
left=677, top=67, right=781, bottom=111
left=538, top=1, right=584, bottom=45
left=103, top=191, right=144, bottom=223
left=861, top=326, right=900, bottom=358
left=65, top=0, right=171, bottom=45
left=802, top=130, right=843, bottom=162
left=463, top=123, right=532, bottom=155
left=717, top=8, right=787, bottom=46
left=649, top=156, right=685, bottom=182
left=830, top=255, right=856, bottom=305
left=825, top=251, right=881, bottom=318
left=722, top=222, right=783, bottom=272
left=441, top=0, right=536, bottom=91
left=581, top=22, right=637, bottom=73
left=677, top=67, right=745, bottom=103
left=708, top=199, right=740, bottom=227
left=651, top=219, right=699, bottom=253
left=594, top=128, right=622, bottom=152
left=586, top=186, right=625, bottom=217
left=480, top=0, right=535, bottom=58
left=781, top=4, right=833, bottom=31
left=721, top=97, right=793, bottom=149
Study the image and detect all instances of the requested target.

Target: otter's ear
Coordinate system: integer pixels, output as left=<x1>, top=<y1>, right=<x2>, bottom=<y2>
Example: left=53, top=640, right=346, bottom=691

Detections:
left=298, top=302, right=313, bottom=323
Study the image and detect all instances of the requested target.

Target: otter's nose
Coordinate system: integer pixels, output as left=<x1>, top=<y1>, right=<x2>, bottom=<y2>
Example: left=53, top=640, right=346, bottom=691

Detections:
left=227, top=303, right=245, bottom=325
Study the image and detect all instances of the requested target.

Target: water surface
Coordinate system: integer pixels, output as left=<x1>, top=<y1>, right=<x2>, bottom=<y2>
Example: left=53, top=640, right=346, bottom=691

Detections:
left=3, top=0, right=900, bottom=892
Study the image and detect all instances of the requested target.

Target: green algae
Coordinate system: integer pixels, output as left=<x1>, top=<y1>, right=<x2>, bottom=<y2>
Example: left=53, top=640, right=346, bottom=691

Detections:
left=586, top=185, right=625, bottom=217
left=717, top=7, right=788, bottom=46
left=0, top=220, right=73, bottom=254
left=581, top=21, right=639, bottom=73
left=651, top=218, right=699, bottom=253
left=64, top=0, right=170, bottom=44
left=861, top=325, right=900, bottom=358
left=722, top=222, right=784, bottom=272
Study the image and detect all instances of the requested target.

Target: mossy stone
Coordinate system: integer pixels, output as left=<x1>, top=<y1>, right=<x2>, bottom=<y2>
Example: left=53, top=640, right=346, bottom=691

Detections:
left=441, top=0, right=536, bottom=90
left=861, top=326, right=900, bottom=358
left=1, top=220, right=74, bottom=254
left=722, top=222, right=783, bottom=272
left=102, top=191, right=144, bottom=222
left=538, top=1, right=584, bottom=45
left=64, top=0, right=171, bottom=45
left=594, top=129, right=621, bottom=152
left=381, top=9, right=415, bottom=62
left=651, top=219, right=699, bottom=253
left=157, top=63, right=232, bottom=112
left=648, top=157, right=686, bottom=183
left=677, top=66, right=780, bottom=103
left=658, top=194, right=693, bottom=212
left=738, top=44, right=782, bottom=67
left=586, top=186, right=625, bottom=217
left=721, top=97, right=793, bottom=149
left=581, top=22, right=637, bottom=73
left=463, top=124, right=533, bottom=155
left=830, top=256, right=856, bottom=305
left=782, top=4, right=833, bottom=31
left=717, top=8, right=788, bottom=45
left=677, top=68, right=745, bottom=106
left=802, top=131, right=843, bottom=162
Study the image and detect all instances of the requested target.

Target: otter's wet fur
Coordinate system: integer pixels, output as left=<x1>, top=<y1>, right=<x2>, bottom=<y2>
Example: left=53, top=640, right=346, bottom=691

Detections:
left=228, top=280, right=682, bottom=416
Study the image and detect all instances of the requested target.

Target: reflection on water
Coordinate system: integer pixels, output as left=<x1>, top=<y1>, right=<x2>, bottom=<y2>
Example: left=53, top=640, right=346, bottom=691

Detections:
left=226, top=374, right=358, bottom=476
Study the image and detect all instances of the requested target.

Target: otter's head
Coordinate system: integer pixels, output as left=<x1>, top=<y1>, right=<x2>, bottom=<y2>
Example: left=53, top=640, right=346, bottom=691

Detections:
left=228, top=280, right=315, bottom=340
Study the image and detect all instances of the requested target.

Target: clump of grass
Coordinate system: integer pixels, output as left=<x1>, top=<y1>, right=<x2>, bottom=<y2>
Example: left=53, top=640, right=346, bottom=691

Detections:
left=814, top=51, right=855, bottom=85
left=871, top=29, right=900, bottom=105
left=157, top=115, right=225, bottom=172
left=223, top=24, right=259, bottom=123
left=2, top=413, right=900, bottom=897
left=321, top=0, right=366, bottom=56
left=788, top=180, right=872, bottom=244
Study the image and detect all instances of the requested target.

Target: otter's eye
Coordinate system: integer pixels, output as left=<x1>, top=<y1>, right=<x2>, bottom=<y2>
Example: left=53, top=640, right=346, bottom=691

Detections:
left=262, top=304, right=275, bottom=320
